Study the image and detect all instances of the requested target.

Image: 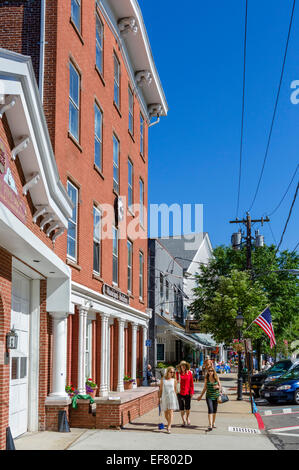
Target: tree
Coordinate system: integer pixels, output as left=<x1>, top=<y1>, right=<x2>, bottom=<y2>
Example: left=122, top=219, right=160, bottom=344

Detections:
left=189, top=245, right=299, bottom=352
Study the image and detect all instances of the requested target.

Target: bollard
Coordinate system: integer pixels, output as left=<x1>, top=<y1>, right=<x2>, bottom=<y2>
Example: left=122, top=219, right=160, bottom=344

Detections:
left=58, top=410, right=70, bottom=432
left=6, top=427, right=15, bottom=450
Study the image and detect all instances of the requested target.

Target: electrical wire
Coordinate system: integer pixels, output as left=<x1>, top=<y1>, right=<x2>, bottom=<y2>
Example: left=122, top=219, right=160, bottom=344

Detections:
left=236, top=0, right=248, bottom=218
left=276, top=182, right=299, bottom=252
left=248, top=0, right=296, bottom=212
left=268, top=163, right=299, bottom=216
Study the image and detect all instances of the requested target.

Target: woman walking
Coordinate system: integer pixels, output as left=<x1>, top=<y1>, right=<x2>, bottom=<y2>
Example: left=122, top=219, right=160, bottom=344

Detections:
left=176, top=361, right=194, bottom=426
left=197, top=365, right=222, bottom=431
left=158, top=366, right=179, bottom=433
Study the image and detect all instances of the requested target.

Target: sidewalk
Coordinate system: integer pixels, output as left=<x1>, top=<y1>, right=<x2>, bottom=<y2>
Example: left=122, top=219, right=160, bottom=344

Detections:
left=14, top=374, right=276, bottom=450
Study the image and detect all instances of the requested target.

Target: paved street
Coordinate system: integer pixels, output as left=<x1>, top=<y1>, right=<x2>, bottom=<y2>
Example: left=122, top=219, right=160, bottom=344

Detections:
left=256, top=399, right=299, bottom=450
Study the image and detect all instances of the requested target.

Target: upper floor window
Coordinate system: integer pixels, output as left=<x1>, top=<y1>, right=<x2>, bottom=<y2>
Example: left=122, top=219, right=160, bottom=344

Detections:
left=140, top=114, right=144, bottom=156
left=69, top=62, right=80, bottom=142
left=139, top=178, right=144, bottom=227
left=127, top=239, right=133, bottom=294
left=165, top=280, right=169, bottom=302
left=67, top=180, right=78, bottom=261
left=128, top=88, right=134, bottom=134
left=96, top=14, right=103, bottom=74
left=160, top=273, right=164, bottom=299
left=128, top=159, right=133, bottom=211
left=93, top=206, right=101, bottom=274
left=114, top=54, right=120, bottom=108
left=139, top=251, right=144, bottom=300
left=113, top=135, right=119, bottom=193
left=71, top=0, right=81, bottom=31
left=94, top=103, right=103, bottom=171
left=112, top=226, right=118, bottom=285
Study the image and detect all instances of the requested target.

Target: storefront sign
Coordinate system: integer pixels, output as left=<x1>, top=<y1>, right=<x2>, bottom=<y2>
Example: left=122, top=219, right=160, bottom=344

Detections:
left=102, top=283, right=130, bottom=305
left=185, top=319, right=201, bottom=333
left=0, top=139, right=27, bottom=223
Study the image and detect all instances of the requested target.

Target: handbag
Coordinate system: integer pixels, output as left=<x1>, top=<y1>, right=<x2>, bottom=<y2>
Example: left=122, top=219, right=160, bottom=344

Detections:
left=218, top=392, right=229, bottom=404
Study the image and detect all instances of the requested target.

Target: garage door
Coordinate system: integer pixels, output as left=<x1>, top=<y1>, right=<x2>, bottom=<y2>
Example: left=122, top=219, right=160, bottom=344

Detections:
left=9, top=271, right=30, bottom=439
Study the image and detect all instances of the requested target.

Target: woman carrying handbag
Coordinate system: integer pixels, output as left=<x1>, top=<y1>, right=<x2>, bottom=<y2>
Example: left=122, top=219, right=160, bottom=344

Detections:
left=197, top=365, right=222, bottom=431
left=176, top=361, right=194, bottom=426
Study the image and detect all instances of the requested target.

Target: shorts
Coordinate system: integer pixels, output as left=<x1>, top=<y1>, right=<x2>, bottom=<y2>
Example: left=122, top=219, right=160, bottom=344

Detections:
left=206, top=396, right=218, bottom=414
left=177, top=394, right=191, bottom=411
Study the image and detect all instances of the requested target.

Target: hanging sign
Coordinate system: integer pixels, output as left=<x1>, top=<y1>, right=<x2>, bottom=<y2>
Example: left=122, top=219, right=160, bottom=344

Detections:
left=185, top=320, right=201, bottom=334
left=102, top=283, right=130, bottom=305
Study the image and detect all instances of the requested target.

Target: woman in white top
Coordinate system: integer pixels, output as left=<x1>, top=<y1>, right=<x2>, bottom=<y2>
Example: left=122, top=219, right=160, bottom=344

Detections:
left=158, top=366, right=179, bottom=433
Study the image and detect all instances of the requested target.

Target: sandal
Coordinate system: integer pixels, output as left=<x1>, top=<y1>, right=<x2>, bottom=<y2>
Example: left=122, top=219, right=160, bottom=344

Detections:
left=207, top=426, right=213, bottom=431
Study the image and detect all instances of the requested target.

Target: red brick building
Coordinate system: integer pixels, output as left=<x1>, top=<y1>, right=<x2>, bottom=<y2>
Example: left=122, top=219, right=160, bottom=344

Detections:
left=0, top=0, right=167, bottom=446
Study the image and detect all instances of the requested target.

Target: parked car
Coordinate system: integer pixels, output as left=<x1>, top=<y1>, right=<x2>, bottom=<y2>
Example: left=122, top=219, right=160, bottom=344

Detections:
left=250, top=359, right=299, bottom=398
left=260, top=365, right=299, bottom=404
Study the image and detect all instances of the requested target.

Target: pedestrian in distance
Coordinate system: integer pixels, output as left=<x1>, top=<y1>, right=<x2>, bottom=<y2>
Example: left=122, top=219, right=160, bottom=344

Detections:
left=202, top=355, right=214, bottom=376
left=158, top=366, right=179, bottom=433
left=176, top=360, right=194, bottom=426
left=197, top=365, right=222, bottom=431
left=147, top=364, right=159, bottom=386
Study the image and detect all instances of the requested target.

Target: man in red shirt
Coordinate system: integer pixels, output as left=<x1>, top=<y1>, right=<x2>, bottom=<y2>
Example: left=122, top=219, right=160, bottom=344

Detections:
left=176, top=361, right=194, bottom=426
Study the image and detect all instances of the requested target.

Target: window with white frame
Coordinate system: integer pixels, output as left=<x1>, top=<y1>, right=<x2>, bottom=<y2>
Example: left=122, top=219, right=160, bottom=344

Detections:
left=139, top=251, right=144, bottom=299
left=112, top=226, right=118, bottom=285
left=71, top=0, right=81, bottom=31
left=128, top=87, right=134, bottom=134
left=114, top=53, right=120, bottom=108
left=113, top=135, right=119, bottom=193
left=139, top=178, right=144, bottom=227
left=127, top=239, right=133, bottom=293
left=140, top=113, right=144, bottom=156
left=96, top=14, right=103, bottom=74
left=93, top=206, right=101, bottom=274
left=157, top=343, right=165, bottom=362
left=128, top=159, right=133, bottom=211
left=69, top=62, right=80, bottom=141
left=67, top=181, right=78, bottom=261
left=85, top=319, right=93, bottom=379
left=94, top=103, right=103, bottom=170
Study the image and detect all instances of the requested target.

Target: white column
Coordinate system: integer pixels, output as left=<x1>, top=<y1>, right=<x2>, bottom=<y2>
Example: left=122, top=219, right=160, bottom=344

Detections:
left=48, top=312, right=69, bottom=401
left=131, top=323, right=138, bottom=388
left=117, top=318, right=125, bottom=392
left=142, top=325, right=148, bottom=386
left=100, top=313, right=109, bottom=397
left=78, top=306, right=88, bottom=394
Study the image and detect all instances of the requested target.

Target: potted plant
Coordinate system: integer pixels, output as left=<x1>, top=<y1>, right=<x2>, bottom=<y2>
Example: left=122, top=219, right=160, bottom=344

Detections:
left=65, top=383, right=79, bottom=398
left=85, top=378, right=98, bottom=398
left=123, top=375, right=136, bottom=390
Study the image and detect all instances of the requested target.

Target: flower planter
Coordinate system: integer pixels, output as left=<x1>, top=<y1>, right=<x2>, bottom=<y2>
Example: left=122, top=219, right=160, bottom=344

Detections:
left=124, top=382, right=133, bottom=390
left=88, top=387, right=98, bottom=399
left=136, top=378, right=143, bottom=387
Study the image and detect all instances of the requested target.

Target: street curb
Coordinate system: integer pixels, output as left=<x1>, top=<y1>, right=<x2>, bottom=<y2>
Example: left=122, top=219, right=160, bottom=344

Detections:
left=254, top=412, right=265, bottom=431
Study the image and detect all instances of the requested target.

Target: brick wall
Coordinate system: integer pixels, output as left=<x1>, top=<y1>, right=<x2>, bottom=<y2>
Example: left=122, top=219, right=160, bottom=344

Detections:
left=0, top=248, right=12, bottom=450
left=45, top=404, right=70, bottom=432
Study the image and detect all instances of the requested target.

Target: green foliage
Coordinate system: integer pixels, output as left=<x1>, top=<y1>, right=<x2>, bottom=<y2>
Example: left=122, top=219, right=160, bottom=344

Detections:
left=189, top=245, right=299, bottom=352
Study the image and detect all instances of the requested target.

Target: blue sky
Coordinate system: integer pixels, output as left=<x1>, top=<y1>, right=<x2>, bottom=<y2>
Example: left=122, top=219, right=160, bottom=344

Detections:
left=140, top=0, right=298, bottom=252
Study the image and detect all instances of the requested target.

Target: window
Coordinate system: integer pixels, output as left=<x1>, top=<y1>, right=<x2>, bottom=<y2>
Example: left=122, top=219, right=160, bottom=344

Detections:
left=94, top=103, right=103, bottom=170
left=139, top=178, right=144, bottom=227
left=157, top=343, right=165, bottom=362
left=140, top=114, right=144, bottom=156
left=85, top=319, right=92, bottom=378
left=93, top=206, right=101, bottom=274
left=139, top=251, right=144, bottom=299
left=113, top=135, right=119, bottom=193
left=67, top=181, right=78, bottom=260
left=69, top=62, right=80, bottom=141
left=114, top=54, right=120, bottom=108
left=71, top=0, right=81, bottom=31
left=112, top=226, right=118, bottom=284
left=128, top=88, right=134, bottom=134
left=128, top=159, right=133, bottom=211
left=127, top=240, right=133, bottom=293
left=160, top=273, right=164, bottom=299
left=166, top=280, right=169, bottom=302
left=96, top=14, right=103, bottom=74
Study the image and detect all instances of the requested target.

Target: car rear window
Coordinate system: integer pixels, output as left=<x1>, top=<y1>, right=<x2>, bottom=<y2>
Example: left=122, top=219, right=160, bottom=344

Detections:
left=270, top=361, right=292, bottom=372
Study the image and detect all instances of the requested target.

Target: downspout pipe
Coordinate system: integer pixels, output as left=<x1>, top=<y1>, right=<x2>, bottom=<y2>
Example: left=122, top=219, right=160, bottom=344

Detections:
left=148, top=114, right=160, bottom=128
left=39, top=0, right=46, bottom=103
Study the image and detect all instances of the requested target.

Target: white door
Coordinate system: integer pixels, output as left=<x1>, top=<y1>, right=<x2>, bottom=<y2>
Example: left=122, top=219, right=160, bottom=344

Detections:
left=9, top=271, right=30, bottom=439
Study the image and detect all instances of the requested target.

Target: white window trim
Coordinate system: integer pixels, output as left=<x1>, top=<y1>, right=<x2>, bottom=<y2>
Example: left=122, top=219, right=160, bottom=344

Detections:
left=94, top=103, right=103, bottom=171
left=113, top=135, right=119, bottom=193
left=67, top=180, right=78, bottom=262
left=93, top=205, right=101, bottom=275
left=112, top=225, right=119, bottom=285
left=96, top=13, right=104, bottom=73
left=127, top=239, right=133, bottom=294
left=69, top=62, right=80, bottom=142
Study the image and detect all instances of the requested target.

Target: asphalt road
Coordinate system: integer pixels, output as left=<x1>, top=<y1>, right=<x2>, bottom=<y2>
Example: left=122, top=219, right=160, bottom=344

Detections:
left=256, top=399, right=299, bottom=450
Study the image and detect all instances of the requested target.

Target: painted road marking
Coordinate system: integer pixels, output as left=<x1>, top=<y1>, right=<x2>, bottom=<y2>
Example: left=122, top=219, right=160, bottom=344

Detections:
left=262, top=410, right=299, bottom=417
left=228, top=427, right=261, bottom=434
left=264, top=410, right=272, bottom=416
left=268, top=425, right=299, bottom=438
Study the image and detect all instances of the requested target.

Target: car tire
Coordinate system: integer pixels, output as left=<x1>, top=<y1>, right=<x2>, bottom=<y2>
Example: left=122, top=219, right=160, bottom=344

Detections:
left=293, top=389, right=299, bottom=405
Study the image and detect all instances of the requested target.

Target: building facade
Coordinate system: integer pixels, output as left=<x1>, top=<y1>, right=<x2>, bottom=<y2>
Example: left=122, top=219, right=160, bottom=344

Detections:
left=0, top=0, right=167, bottom=446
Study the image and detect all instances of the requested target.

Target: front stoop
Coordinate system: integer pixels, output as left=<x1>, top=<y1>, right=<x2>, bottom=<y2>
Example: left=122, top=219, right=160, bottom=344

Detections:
left=69, top=387, right=159, bottom=429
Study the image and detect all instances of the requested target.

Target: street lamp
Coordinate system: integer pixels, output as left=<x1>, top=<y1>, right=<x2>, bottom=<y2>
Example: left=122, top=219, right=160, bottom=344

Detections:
left=236, top=309, right=244, bottom=401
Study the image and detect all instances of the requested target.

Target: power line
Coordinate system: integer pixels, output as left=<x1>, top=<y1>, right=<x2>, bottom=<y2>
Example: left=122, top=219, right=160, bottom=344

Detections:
left=268, top=163, right=299, bottom=216
left=291, top=241, right=299, bottom=253
left=276, top=182, right=299, bottom=252
left=236, top=0, right=248, bottom=218
left=248, top=0, right=296, bottom=212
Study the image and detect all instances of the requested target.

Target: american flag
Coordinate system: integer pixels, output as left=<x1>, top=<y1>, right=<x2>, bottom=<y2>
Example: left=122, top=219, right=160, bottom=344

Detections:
left=253, top=307, right=276, bottom=349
